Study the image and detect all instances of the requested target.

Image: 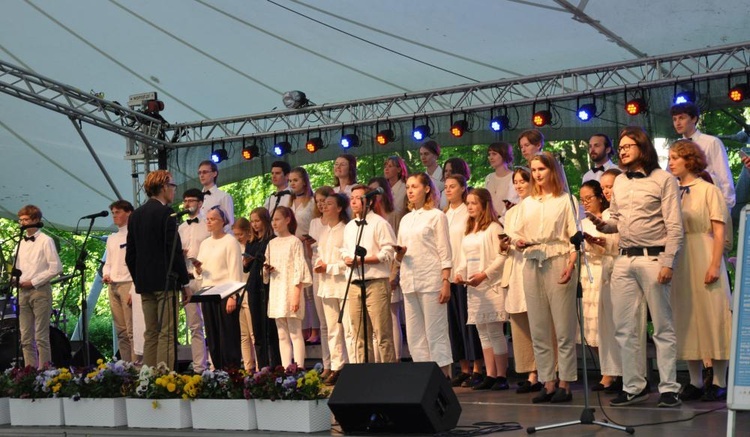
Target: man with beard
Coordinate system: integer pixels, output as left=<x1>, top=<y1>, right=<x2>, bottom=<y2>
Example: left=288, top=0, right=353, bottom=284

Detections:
left=582, top=134, right=617, bottom=184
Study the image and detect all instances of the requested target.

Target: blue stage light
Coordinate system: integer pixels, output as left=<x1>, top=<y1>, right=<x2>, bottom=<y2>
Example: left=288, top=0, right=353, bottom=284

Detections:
left=673, top=91, right=695, bottom=105
left=273, top=141, right=292, bottom=156
left=412, top=125, right=430, bottom=141
left=577, top=103, right=597, bottom=122
left=490, top=115, right=509, bottom=132
left=340, top=134, right=359, bottom=149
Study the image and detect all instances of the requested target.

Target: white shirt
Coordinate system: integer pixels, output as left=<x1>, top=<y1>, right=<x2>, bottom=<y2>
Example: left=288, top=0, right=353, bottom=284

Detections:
left=391, top=180, right=407, bottom=219
left=334, top=184, right=354, bottom=197
left=445, top=203, right=469, bottom=280
left=428, top=166, right=444, bottom=192
left=291, top=199, right=315, bottom=238
left=196, top=233, right=243, bottom=286
left=485, top=171, right=519, bottom=218
left=514, top=193, right=577, bottom=262
left=314, top=221, right=348, bottom=299
left=103, top=225, right=132, bottom=283
left=685, top=130, right=736, bottom=208
left=178, top=213, right=211, bottom=273
left=17, top=230, right=62, bottom=288
left=342, top=211, right=396, bottom=281
left=581, top=159, right=618, bottom=184
left=201, top=184, right=235, bottom=231
left=264, top=187, right=292, bottom=214
left=397, top=208, right=452, bottom=294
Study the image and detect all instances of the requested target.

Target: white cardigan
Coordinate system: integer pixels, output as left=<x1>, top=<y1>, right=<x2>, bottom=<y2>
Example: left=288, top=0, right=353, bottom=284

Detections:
left=454, top=221, right=507, bottom=289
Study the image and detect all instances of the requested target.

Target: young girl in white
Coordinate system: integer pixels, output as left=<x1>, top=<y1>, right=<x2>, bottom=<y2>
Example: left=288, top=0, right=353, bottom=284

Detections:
left=263, top=206, right=312, bottom=368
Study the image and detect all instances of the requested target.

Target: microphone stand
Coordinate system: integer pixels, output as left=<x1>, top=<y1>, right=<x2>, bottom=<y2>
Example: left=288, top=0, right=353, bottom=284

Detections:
left=527, top=175, right=632, bottom=435
left=73, top=216, right=99, bottom=367
left=161, top=214, right=182, bottom=371
left=9, top=227, right=26, bottom=368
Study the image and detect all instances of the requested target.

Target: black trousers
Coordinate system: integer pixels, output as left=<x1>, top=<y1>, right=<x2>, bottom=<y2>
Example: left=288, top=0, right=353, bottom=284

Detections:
left=248, top=285, right=281, bottom=369
left=202, top=296, right=242, bottom=369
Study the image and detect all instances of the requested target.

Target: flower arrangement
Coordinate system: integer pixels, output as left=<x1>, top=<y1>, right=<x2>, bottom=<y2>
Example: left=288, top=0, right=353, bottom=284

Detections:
left=190, top=368, right=248, bottom=400
left=0, top=368, right=13, bottom=397
left=5, top=365, right=74, bottom=399
left=245, top=363, right=329, bottom=401
left=131, top=363, right=199, bottom=403
left=6, top=366, right=40, bottom=399
left=68, top=359, right=139, bottom=399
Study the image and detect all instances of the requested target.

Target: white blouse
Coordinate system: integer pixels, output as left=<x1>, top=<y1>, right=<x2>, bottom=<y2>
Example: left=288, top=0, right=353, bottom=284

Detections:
left=314, top=221, right=348, bottom=299
left=291, top=199, right=315, bottom=238
left=196, top=234, right=243, bottom=287
left=514, top=193, right=577, bottom=262
left=397, top=208, right=452, bottom=294
left=445, top=203, right=469, bottom=281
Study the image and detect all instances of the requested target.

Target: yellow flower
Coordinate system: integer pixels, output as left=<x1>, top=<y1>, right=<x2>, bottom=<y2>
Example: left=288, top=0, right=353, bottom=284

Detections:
left=151, top=400, right=160, bottom=409
left=97, top=358, right=104, bottom=365
left=167, top=382, right=176, bottom=393
left=52, top=383, right=61, bottom=393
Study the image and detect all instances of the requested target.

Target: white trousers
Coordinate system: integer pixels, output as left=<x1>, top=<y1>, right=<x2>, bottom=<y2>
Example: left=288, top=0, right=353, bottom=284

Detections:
left=321, top=297, right=350, bottom=371
left=403, top=291, right=452, bottom=368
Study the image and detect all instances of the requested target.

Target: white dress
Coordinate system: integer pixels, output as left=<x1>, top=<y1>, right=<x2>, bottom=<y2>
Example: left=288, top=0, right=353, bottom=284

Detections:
left=578, top=218, right=618, bottom=347
left=460, top=224, right=508, bottom=324
left=264, top=235, right=312, bottom=319
left=502, top=206, right=527, bottom=314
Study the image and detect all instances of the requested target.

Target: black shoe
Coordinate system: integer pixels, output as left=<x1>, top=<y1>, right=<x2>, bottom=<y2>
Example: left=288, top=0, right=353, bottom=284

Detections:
left=604, top=377, right=623, bottom=394
left=516, top=381, right=542, bottom=394
left=461, top=372, right=484, bottom=388
left=679, top=384, right=704, bottom=401
left=701, top=384, right=727, bottom=402
left=591, top=382, right=607, bottom=392
left=657, top=391, right=682, bottom=408
left=610, top=387, right=649, bottom=406
left=491, top=377, right=509, bottom=391
left=451, top=372, right=471, bottom=387
left=550, top=388, right=572, bottom=403
left=532, top=387, right=555, bottom=403
left=703, top=366, right=714, bottom=389
left=324, top=370, right=340, bottom=386
left=472, top=376, right=497, bottom=391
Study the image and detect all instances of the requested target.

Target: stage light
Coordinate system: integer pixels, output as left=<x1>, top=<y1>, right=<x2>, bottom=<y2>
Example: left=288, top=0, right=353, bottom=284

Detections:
left=489, top=115, right=509, bottom=133
left=282, top=90, right=309, bottom=109
left=729, top=83, right=749, bottom=102
left=450, top=120, right=469, bottom=137
left=673, top=91, right=695, bottom=105
left=577, top=103, right=597, bottom=122
left=211, top=148, right=228, bottom=163
left=412, top=125, right=431, bottom=141
left=273, top=141, right=292, bottom=156
left=625, top=98, right=646, bottom=116
left=376, top=129, right=395, bottom=146
left=340, top=134, right=360, bottom=149
left=306, top=137, right=323, bottom=153
left=532, top=110, right=551, bottom=127
left=241, top=145, right=260, bottom=160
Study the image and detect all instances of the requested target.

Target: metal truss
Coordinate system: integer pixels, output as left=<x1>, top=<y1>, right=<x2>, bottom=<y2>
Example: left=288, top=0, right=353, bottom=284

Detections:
left=0, top=59, right=169, bottom=148
left=166, top=41, right=750, bottom=148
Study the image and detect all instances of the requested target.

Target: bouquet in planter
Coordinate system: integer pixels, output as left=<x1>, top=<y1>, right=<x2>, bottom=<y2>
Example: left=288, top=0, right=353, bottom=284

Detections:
left=131, top=363, right=199, bottom=403
left=68, top=359, right=139, bottom=400
left=0, top=368, right=13, bottom=398
left=190, top=368, right=248, bottom=400
left=5, top=365, right=73, bottom=399
left=245, top=363, right=329, bottom=401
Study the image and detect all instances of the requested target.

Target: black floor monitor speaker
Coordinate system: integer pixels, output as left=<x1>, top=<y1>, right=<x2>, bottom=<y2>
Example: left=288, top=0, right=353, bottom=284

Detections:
left=328, top=362, right=461, bottom=434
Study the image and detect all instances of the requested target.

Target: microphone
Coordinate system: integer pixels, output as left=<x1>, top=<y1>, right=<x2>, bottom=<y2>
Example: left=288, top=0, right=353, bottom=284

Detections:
left=80, top=211, right=109, bottom=220
left=274, top=190, right=291, bottom=197
left=170, top=209, right=192, bottom=218
left=20, top=222, right=44, bottom=231
left=363, top=187, right=384, bottom=199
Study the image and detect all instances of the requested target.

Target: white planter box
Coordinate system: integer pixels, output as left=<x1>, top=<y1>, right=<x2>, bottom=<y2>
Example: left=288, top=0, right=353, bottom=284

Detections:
left=125, top=398, right=192, bottom=429
left=255, top=399, right=331, bottom=433
left=63, top=397, right=127, bottom=427
left=0, top=398, right=9, bottom=425
left=191, top=398, right=256, bottom=430
left=9, top=398, right=64, bottom=426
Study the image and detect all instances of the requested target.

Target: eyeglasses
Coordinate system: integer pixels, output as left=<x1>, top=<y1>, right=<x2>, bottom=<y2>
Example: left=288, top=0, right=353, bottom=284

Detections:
left=619, top=143, right=638, bottom=152
left=580, top=195, right=598, bottom=204
left=166, top=182, right=177, bottom=188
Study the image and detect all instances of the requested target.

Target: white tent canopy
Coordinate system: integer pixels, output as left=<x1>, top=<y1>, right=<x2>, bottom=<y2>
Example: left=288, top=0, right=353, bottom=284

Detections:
left=1, top=0, right=748, bottom=228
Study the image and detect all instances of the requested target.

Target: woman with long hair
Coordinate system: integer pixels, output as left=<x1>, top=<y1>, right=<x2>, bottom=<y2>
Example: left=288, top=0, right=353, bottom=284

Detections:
left=395, top=173, right=453, bottom=375
left=444, top=174, right=485, bottom=388
left=233, top=217, right=256, bottom=372
left=513, top=151, right=578, bottom=403
left=439, top=157, right=471, bottom=209
left=454, top=188, right=510, bottom=390
left=334, top=154, right=358, bottom=196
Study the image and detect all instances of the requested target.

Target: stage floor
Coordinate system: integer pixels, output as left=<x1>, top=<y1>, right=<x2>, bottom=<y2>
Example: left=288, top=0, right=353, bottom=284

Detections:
left=0, top=374, right=746, bottom=437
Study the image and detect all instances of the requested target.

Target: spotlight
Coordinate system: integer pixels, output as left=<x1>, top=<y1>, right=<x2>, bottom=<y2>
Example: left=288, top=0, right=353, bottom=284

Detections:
left=306, top=137, right=323, bottom=153
left=376, top=129, right=395, bottom=146
left=673, top=91, right=696, bottom=105
left=241, top=145, right=260, bottom=161
left=282, top=90, right=309, bottom=109
left=412, top=125, right=431, bottom=141
left=340, top=134, right=360, bottom=149
left=577, top=103, right=597, bottom=122
left=532, top=110, right=551, bottom=127
left=450, top=120, right=469, bottom=137
left=273, top=141, right=292, bottom=156
left=625, top=98, right=646, bottom=116
left=489, top=115, right=509, bottom=133
left=210, top=148, right=228, bottom=163
left=729, top=83, right=749, bottom=102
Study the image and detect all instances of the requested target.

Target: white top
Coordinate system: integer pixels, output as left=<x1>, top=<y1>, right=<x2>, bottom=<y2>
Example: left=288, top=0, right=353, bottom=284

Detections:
left=502, top=206, right=527, bottom=313
left=178, top=213, right=211, bottom=274
left=391, top=179, right=407, bottom=220
left=291, top=199, right=315, bottom=238
left=397, top=208, right=452, bottom=294
left=454, top=221, right=507, bottom=291
left=264, top=235, right=312, bottom=319
left=342, top=211, right=396, bottom=281
left=514, top=193, right=577, bottom=262
left=314, top=221, right=348, bottom=299
left=334, top=184, right=354, bottom=197
left=685, top=130, right=736, bottom=208
left=485, top=172, right=519, bottom=218
left=428, top=166, right=444, bottom=192
left=196, top=233, right=243, bottom=287
left=200, top=184, right=235, bottom=230
left=103, top=225, right=132, bottom=283
left=581, top=159, right=617, bottom=184
left=17, top=230, right=62, bottom=288
left=264, top=188, right=292, bottom=213
left=445, top=203, right=469, bottom=281
left=308, top=217, right=324, bottom=260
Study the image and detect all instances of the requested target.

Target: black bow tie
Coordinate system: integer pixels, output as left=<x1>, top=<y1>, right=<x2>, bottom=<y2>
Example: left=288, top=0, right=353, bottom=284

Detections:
left=203, top=190, right=212, bottom=196
left=591, top=166, right=605, bottom=173
left=679, top=186, right=690, bottom=198
left=23, top=236, right=35, bottom=242
left=186, top=218, right=199, bottom=225
left=626, top=171, right=646, bottom=179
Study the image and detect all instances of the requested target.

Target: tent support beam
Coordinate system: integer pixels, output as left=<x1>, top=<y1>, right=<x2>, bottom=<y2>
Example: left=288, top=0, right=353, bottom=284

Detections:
left=70, top=116, right=123, bottom=200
